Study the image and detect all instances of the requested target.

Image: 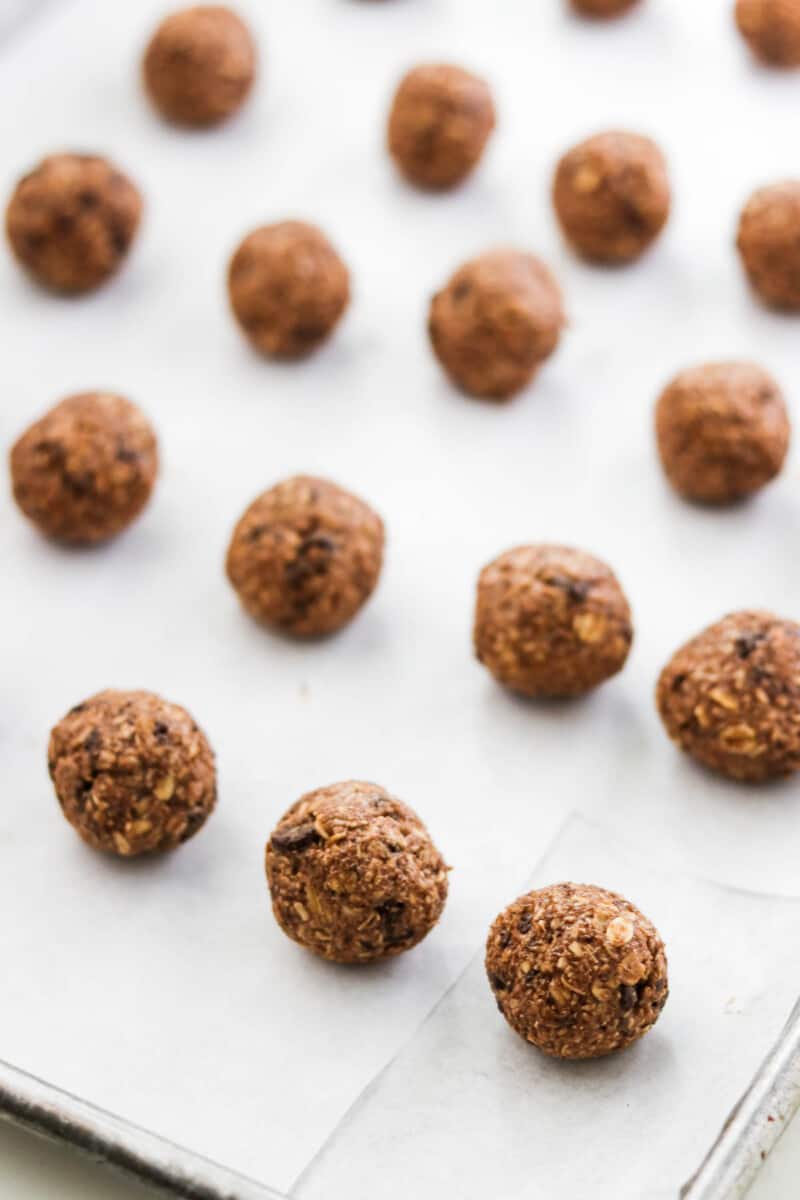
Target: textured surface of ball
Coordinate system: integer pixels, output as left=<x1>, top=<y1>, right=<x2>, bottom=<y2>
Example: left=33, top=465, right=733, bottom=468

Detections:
left=266, top=781, right=449, bottom=963
left=553, top=131, right=670, bottom=264
left=388, top=63, right=496, bottom=190
left=486, top=882, right=668, bottom=1059
left=474, top=544, right=633, bottom=697
left=737, top=182, right=800, bottom=309
left=143, top=5, right=257, bottom=126
left=735, top=0, right=800, bottom=65
left=428, top=249, right=564, bottom=399
left=48, top=690, right=216, bottom=856
left=6, top=154, right=142, bottom=293
left=226, top=475, right=384, bottom=636
left=228, top=221, right=350, bottom=358
left=10, top=392, right=158, bottom=544
left=655, top=362, right=790, bottom=504
left=657, top=611, right=800, bottom=782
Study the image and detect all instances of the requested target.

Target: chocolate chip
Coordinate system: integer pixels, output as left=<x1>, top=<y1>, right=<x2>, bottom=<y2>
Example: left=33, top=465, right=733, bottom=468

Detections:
left=518, top=912, right=532, bottom=934
left=179, top=808, right=209, bottom=843
left=271, top=823, right=321, bottom=853
left=736, top=632, right=765, bottom=659
left=153, top=721, right=169, bottom=741
left=302, top=533, right=336, bottom=556
left=620, top=984, right=637, bottom=1013
left=377, top=900, right=407, bottom=940
left=285, top=535, right=336, bottom=589
left=108, top=219, right=131, bottom=255
left=83, top=728, right=101, bottom=753
left=548, top=574, right=591, bottom=603
left=490, top=973, right=507, bottom=992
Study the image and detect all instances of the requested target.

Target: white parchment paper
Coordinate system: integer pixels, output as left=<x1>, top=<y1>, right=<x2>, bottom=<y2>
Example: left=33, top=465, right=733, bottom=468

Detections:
left=1, top=0, right=800, bottom=1193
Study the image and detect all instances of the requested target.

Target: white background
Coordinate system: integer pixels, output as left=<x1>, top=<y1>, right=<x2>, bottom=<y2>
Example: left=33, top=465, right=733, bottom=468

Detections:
left=2, top=0, right=800, bottom=1195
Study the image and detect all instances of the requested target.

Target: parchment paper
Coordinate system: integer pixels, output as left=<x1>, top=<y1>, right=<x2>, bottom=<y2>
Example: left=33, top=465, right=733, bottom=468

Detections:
left=295, top=814, right=800, bottom=1200
left=1, top=0, right=800, bottom=1194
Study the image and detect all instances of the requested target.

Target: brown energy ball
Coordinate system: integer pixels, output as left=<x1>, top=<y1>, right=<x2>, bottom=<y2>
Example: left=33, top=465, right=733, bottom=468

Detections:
left=737, top=182, right=800, bottom=310
left=387, top=63, right=496, bottom=191
left=655, top=362, right=790, bottom=505
left=5, top=154, right=142, bottom=294
left=48, top=690, right=216, bottom=856
left=226, top=475, right=384, bottom=637
left=10, top=392, right=158, bottom=545
left=486, top=883, right=668, bottom=1060
left=657, top=611, right=800, bottom=782
left=428, top=249, right=564, bottom=400
left=474, top=545, right=633, bottom=697
left=266, top=780, right=449, bottom=964
left=735, top=0, right=800, bottom=66
left=553, top=131, right=670, bottom=264
left=569, top=0, right=641, bottom=16
left=143, top=5, right=257, bottom=128
left=228, top=221, right=350, bottom=358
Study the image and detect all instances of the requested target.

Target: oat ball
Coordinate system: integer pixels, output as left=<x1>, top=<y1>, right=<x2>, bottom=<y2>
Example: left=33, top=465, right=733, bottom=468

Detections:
left=474, top=545, right=633, bottom=697
left=553, top=131, right=670, bottom=264
left=737, top=182, right=800, bottom=310
left=387, top=63, right=496, bottom=191
left=10, top=392, right=158, bottom=545
left=655, top=362, right=790, bottom=505
left=226, top=475, right=384, bottom=637
left=657, top=611, right=800, bottom=782
left=486, top=883, right=668, bottom=1060
left=5, top=154, right=142, bottom=294
left=143, top=5, right=256, bottom=128
left=428, top=250, right=564, bottom=400
left=48, top=690, right=216, bottom=856
left=735, top=0, right=800, bottom=66
left=266, top=781, right=448, bottom=963
left=569, top=0, right=641, bottom=16
left=228, top=221, right=350, bottom=358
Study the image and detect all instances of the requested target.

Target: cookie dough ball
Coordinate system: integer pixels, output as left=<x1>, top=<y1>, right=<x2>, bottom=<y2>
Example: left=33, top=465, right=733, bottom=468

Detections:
left=736, top=0, right=800, bottom=66
left=657, top=611, right=800, bottom=782
left=428, top=250, right=564, bottom=400
left=48, top=690, right=216, bottom=856
left=474, top=545, right=633, bottom=697
left=387, top=63, right=496, bottom=191
left=553, top=131, right=670, bottom=264
left=226, top=475, right=384, bottom=637
left=10, top=392, right=158, bottom=545
left=228, top=221, right=350, bottom=358
left=737, top=182, right=800, bottom=310
left=143, top=5, right=256, bottom=128
left=569, top=0, right=641, bottom=15
left=266, top=781, right=449, bottom=963
left=486, top=883, right=668, bottom=1060
left=5, top=154, right=142, bottom=294
left=656, top=362, right=790, bottom=504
